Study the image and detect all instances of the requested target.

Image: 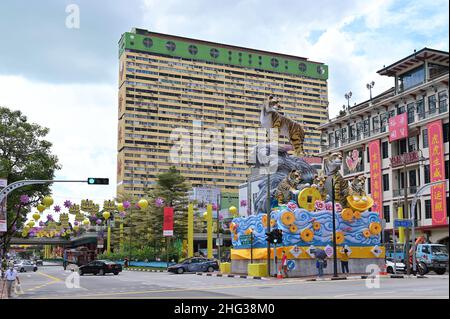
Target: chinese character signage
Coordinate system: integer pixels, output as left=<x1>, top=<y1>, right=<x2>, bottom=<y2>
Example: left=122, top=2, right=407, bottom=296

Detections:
left=388, top=113, right=408, bottom=142
left=163, top=207, right=174, bottom=237
left=427, top=120, right=447, bottom=226
left=0, top=179, right=7, bottom=232
left=368, top=140, right=383, bottom=218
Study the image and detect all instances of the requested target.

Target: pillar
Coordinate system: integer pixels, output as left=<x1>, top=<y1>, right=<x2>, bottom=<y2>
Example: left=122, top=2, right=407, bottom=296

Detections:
left=188, top=203, right=194, bottom=258
left=207, top=204, right=213, bottom=259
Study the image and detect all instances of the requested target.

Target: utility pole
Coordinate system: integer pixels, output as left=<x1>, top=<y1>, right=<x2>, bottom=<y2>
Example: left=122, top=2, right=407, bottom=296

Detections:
left=216, top=193, right=221, bottom=261
left=403, top=158, right=411, bottom=275
left=331, top=177, right=338, bottom=278
left=266, top=168, right=271, bottom=277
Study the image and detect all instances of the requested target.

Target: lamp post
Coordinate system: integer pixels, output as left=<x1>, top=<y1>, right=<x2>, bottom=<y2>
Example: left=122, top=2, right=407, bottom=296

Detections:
left=102, top=211, right=111, bottom=255
left=366, top=81, right=375, bottom=100
left=216, top=194, right=221, bottom=261
left=331, top=177, right=338, bottom=278
left=344, top=91, right=352, bottom=109
left=249, top=228, right=254, bottom=264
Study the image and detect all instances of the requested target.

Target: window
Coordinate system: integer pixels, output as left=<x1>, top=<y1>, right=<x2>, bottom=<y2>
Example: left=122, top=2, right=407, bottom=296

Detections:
left=356, top=122, right=363, bottom=140
left=348, top=124, right=355, bottom=141
left=188, top=45, right=198, bottom=55
left=445, top=160, right=449, bottom=179
left=210, top=48, right=219, bottom=58
left=165, top=41, right=176, bottom=52
left=428, top=95, right=436, bottom=114
left=422, top=128, right=428, bottom=148
left=367, top=147, right=370, bottom=163
left=398, top=139, right=407, bottom=155
left=409, top=170, right=417, bottom=190
left=444, top=122, right=449, bottom=143
left=397, top=105, right=405, bottom=114
left=341, top=127, right=347, bottom=143
left=270, top=58, right=279, bottom=68
left=398, top=66, right=425, bottom=91
left=425, top=199, right=432, bottom=219
left=363, top=119, right=370, bottom=137
left=438, top=90, right=448, bottom=112
left=407, top=103, right=415, bottom=124
left=380, top=112, right=388, bottom=132
left=328, top=133, right=334, bottom=147
left=408, top=136, right=417, bottom=152
left=142, top=37, right=153, bottom=48
left=299, top=63, right=307, bottom=72
left=382, top=141, right=389, bottom=159
left=372, top=116, right=380, bottom=132
left=383, top=205, right=390, bottom=223
left=382, top=174, right=389, bottom=191
left=416, top=99, right=425, bottom=119
left=334, top=130, right=340, bottom=147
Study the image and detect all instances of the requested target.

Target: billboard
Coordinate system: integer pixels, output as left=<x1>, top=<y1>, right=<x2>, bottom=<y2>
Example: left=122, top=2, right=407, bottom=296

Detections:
left=188, top=187, right=220, bottom=210
left=163, top=207, right=174, bottom=237
left=0, top=179, right=7, bottom=232
left=388, top=113, right=408, bottom=142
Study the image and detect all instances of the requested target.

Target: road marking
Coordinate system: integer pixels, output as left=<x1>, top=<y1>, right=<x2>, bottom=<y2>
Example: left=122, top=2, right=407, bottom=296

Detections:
left=24, top=271, right=62, bottom=292
left=333, top=293, right=356, bottom=298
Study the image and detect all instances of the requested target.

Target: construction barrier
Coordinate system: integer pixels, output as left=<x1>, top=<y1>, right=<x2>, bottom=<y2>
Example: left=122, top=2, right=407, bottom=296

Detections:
left=220, top=262, right=231, bottom=274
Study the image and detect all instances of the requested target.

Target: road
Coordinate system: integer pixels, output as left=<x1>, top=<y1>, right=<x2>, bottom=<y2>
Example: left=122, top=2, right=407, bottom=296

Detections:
left=8, top=266, right=449, bottom=299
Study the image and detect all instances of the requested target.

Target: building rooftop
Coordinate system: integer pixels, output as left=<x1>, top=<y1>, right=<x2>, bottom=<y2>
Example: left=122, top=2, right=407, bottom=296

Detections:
left=377, top=47, right=449, bottom=77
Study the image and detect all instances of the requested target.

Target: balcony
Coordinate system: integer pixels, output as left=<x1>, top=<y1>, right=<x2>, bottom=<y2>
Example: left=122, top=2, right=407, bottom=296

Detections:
left=390, top=151, right=420, bottom=168
left=392, top=186, right=418, bottom=197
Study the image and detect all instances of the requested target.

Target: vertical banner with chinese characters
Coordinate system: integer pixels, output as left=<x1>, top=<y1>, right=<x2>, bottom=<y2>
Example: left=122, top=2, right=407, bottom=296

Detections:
left=388, top=113, right=408, bottom=142
left=427, top=120, right=447, bottom=226
left=163, top=207, right=174, bottom=237
left=368, top=140, right=383, bottom=218
left=0, top=179, right=7, bottom=232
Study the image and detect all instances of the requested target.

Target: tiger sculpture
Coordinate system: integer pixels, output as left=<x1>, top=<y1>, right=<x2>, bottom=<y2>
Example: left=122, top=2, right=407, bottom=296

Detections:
left=260, top=95, right=306, bottom=157
left=312, top=173, right=328, bottom=201
left=274, top=169, right=302, bottom=204
left=349, top=175, right=367, bottom=197
left=323, top=152, right=350, bottom=207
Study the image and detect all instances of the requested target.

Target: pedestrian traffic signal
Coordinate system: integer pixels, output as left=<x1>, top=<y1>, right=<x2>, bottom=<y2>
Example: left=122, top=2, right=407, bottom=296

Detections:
left=273, top=229, right=283, bottom=244
left=265, top=231, right=274, bottom=243
left=87, top=178, right=109, bottom=185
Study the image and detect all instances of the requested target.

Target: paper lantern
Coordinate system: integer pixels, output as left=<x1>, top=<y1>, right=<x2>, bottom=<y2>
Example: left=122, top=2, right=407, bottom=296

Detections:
left=42, top=196, right=54, bottom=207
left=27, top=221, right=35, bottom=227
left=229, top=206, right=237, bottom=215
left=138, top=199, right=149, bottom=209
left=102, top=211, right=110, bottom=220
left=117, top=203, right=124, bottom=212
left=33, top=213, right=41, bottom=221
left=82, top=219, right=90, bottom=226
left=37, top=204, right=46, bottom=213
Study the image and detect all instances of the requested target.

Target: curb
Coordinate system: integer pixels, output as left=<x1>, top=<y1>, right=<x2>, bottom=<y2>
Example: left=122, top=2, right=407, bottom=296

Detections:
left=124, top=268, right=165, bottom=273
left=196, top=272, right=263, bottom=280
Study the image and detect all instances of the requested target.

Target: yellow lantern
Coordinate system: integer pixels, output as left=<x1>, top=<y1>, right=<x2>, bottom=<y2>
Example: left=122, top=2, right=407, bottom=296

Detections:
left=82, top=219, right=90, bottom=226
left=138, top=199, right=149, bottom=209
left=102, top=211, right=111, bottom=220
left=73, top=226, right=80, bottom=231
left=42, top=196, right=54, bottom=207
left=33, top=213, right=41, bottom=221
left=28, top=220, right=35, bottom=227
left=37, top=204, right=46, bottom=213
left=229, top=206, right=237, bottom=215
left=117, top=203, right=124, bottom=212
left=203, top=211, right=208, bottom=219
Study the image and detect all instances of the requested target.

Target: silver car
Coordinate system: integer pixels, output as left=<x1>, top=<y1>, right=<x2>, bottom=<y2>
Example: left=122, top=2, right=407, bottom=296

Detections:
left=14, top=260, right=38, bottom=272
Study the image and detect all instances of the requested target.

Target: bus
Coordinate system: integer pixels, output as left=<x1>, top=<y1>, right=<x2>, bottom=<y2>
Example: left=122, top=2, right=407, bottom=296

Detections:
left=64, top=247, right=96, bottom=267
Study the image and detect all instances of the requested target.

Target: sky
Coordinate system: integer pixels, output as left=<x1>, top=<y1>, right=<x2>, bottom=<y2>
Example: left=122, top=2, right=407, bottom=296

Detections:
left=0, top=0, right=448, bottom=212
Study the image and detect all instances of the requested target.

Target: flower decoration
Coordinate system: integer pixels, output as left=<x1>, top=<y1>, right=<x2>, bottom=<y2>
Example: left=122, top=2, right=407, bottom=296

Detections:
left=315, top=200, right=325, bottom=211
left=155, top=198, right=165, bottom=207
left=64, top=200, right=72, bottom=208
left=325, top=202, right=333, bottom=211
left=123, top=201, right=131, bottom=209
left=96, top=219, right=102, bottom=225
left=287, top=202, right=298, bottom=211
left=240, top=200, right=247, bottom=207
left=335, top=203, right=343, bottom=212
left=212, top=203, right=218, bottom=211
left=20, top=195, right=30, bottom=204
left=46, top=214, right=54, bottom=221
left=53, top=205, right=61, bottom=213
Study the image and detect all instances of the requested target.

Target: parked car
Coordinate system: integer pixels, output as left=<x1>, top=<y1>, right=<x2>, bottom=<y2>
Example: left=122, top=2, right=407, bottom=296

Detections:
left=386, top=258, right=406, bottom=273
left=78, top=260, right=122, bottom=276
left=414, top=244, right=448, bottom=275
left=14, top=260, right=38, bottom=272
left=34, top=259, right=43, bottom=266
left=167, top=257, right=219, bottom=274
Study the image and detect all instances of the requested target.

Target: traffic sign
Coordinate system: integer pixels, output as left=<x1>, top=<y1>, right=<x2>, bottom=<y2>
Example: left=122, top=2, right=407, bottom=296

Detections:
left=87, top=178, right=109, bottom=185
left=394, top=219, right=412, bottom=228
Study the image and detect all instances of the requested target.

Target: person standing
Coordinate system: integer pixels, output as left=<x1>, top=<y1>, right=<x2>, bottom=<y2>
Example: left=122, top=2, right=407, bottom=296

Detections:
left=4, top=265, right=20, bottom=298
left=340, top=247, right=350, bottom=274
left=315, top=249, right=327, bottom=279
left=281, top=250, right=288, bottom=278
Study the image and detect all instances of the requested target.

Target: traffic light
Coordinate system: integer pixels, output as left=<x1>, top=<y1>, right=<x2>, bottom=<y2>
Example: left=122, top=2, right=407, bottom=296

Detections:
left=265, top=231, right=274, bottom=243
left=273, top=229, right=283, bottom=244
left=87, top=178, right=109, bottom=185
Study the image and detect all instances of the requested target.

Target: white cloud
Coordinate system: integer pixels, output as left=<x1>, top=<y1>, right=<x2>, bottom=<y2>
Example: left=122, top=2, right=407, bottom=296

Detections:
left=0, top=75, right=117, bottom=206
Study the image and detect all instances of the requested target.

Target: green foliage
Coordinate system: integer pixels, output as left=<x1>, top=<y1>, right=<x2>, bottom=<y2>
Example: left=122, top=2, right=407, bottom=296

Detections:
left=0, top=107, right=60, bottom=252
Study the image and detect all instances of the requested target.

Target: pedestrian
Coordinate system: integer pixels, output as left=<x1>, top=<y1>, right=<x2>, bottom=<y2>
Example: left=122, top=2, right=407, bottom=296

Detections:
left=281, top=250, right=289, bottom=278
left=4, top=264, right=20, bottom=298
left=124, top=258, right=129, bottom=268
left=315, top=249, right=327, bottom=279
left=340, top=246, right=350, bottom=274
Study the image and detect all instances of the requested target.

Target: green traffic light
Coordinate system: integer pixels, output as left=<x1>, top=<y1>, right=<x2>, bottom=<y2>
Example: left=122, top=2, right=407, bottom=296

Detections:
left=88, top=178, right=95, bottom=184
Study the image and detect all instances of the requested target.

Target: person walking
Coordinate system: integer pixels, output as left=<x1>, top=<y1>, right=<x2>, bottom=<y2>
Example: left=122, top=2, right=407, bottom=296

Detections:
left=315, top=249, right=327, bottom=279
left=340, top=246, right=350, bottom=274
left=281, top=250, right=289, bottom=278
left=4, top=264, right=20, bottom=298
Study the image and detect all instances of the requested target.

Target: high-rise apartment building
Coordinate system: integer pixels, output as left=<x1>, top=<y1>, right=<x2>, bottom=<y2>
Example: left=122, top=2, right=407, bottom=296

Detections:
left=117, top=28, right=329, bottom=200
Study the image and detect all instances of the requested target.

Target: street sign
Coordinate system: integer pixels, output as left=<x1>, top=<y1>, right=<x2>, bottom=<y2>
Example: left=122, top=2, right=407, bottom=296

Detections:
left=240, top=234, right=252, bottom=245
left=216, top=238, right=223, bottom=246
left=394, top=219, right=413, bottom=228
left=287, top=260, right=295, bottom=271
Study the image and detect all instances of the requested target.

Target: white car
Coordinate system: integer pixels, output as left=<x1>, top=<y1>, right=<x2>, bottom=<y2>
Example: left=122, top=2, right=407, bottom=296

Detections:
left=386, top=259, right=406, bottom=273
left=14, top=260, right=38, bottom=272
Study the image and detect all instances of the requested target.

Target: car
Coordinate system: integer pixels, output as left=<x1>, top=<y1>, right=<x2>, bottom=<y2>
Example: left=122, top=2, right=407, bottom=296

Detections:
left=167, top=257, right=219, bottom=274
left=34, top=259, right=43, bottom=266
left=78, top=260, right=122, bottom=276
left=386, top=258, right=406, bottom=273
left=14, top=260, right=38, bottom=272
left=415, top=243, right=448, bottom=275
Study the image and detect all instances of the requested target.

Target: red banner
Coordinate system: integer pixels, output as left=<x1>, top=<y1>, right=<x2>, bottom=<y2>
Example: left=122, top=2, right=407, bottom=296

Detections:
left=368, top=140, right=383, bottom=218
left=389, top=113, right=408, bottom=142
left=163, top=207, right=174, bottom=237
left=427, top=120, right=447, bottom=226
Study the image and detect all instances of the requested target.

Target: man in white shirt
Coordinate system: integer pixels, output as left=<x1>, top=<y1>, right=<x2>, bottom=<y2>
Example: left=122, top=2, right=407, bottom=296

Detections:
left=4, top=265, right=20, bottom=298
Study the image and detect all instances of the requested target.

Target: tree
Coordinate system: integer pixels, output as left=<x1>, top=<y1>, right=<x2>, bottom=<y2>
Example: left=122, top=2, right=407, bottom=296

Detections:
left=0, top=107, right=61, bottom=254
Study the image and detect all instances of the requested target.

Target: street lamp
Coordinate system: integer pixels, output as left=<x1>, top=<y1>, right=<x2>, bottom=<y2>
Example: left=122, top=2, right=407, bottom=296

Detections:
left=102, top=211, right=111, bottom=255
left=366, top=81, right=375, bottom=100
left=344, top=91, right=352, bottom=109
left=249, top=228, right=254, bottom=264
left=331, top=177, right=338, bottom=278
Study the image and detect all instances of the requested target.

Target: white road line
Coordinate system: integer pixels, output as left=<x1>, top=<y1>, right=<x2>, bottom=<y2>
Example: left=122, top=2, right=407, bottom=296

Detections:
left=333, top=293, right=356, bottom=298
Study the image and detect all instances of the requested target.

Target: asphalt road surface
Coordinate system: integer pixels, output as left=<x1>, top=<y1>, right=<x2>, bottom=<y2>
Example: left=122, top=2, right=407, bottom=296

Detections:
left=8, top=266, right=449, bottom=299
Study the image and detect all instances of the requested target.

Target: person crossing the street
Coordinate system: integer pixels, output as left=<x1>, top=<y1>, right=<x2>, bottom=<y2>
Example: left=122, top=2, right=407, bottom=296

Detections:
left=4, top=264, right=20, bottom=298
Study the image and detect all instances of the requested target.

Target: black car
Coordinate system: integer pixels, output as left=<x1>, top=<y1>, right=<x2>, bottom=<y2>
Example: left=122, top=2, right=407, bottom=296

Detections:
left=168, top=257, right=219, bottom=274
left=78, top=260, right=122, bottom=276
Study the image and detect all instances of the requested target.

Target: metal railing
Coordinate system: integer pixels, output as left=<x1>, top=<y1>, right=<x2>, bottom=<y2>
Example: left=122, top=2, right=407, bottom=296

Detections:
left=392, top=186, right=418, bottom=197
